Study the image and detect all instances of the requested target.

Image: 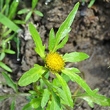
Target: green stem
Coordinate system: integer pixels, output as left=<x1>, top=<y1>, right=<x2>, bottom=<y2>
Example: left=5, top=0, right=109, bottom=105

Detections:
left=1, top=92, right=31, bottom=101
left=42, top=76, right=52, bottom=89
left=33, top=82, right=41, bottom=95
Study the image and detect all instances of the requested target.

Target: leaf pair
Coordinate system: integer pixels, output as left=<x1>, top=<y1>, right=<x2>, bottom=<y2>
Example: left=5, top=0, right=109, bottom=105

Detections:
left=17, top=0, right=43, bottom=22
left=48, top=2, right=79, bottom=53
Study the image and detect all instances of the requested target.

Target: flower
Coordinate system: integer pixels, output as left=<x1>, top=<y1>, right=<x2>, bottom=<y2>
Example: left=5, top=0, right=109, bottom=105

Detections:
left=45, top=52, right=65, bottom=72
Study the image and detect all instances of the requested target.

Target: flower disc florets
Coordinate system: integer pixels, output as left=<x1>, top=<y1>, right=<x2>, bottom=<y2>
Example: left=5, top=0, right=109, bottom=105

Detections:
left=45, top=52, right=65, bottom=72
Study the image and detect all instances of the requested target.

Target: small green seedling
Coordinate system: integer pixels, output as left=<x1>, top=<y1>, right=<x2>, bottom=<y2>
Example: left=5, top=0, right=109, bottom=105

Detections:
left=0, top=2, right=110, bottom=110
left=17, top=0, right=43, bottom=22
left=0, top=0, right=21, bottom=72
left=82, top=0, right=95, bottom=8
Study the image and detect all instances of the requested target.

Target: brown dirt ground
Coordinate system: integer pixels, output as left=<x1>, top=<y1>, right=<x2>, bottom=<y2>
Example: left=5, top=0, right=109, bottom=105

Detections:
left=0, top=0, right=110, bottom=110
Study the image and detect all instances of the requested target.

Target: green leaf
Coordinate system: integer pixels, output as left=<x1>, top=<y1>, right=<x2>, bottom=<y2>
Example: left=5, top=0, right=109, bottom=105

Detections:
left=13, top=36, right=20, bottom=60
left=5, top=1, right=9, bottom=16
left=0, top=62, right=12, bottom=72
left=18, top=64, right=45, bottom=86
left=71, top=67, right=80, bottom=73
left=11, top=98, right=15, bottom=110
left=42, top=76, right=68, bottom=106
left=22, top=103, right=33, bottom=110
left=4, top=33, right=15, bottom=43
left=2, top=29, right=12, bottom=37
left=78, top=91, right=110, bottom=107
left=25, top=11, right=32, bottom=22
left=32, top=0, right=38, bottom=9
left=0, top=94, right=11, bottom=101
left=35, top=106, right=44, bottom=110
left=53, top=73, right=70, bottom=87
left=52, top=90, right=61, bottom=108
left=13, top=20, right=26, bottom=24
left=63, top=52, right=89, bottom=62
left=29, top=23, right=45, bottom=60
left=55, top=34, right=69, bottom=51
left=8, top=0, right=19, bottom=19
left=17, top=9, right=30, bottom=14
left=49, top=28, right=56, bottom=52
left=50, top=91, right=61, bottom=110
left=34, top=10, right=43, bottom=17
left=0, top=52, right=5, bottom=61
left=55, top=73, right=73, bottom=107
left=0, top=13, right=21, bottom=32
left=88, top=0, right=95, bottom=8
left=4, top=49, right=15, bottom=54
left=41, top=89, right=50, bottom=108
left=2, top=72, right=18, bottom=92
left=46, top=101, right=51, bottom=110
left=62, top=68, right=95, bottom=96
left=0, top=0, right=4, bottom=11
left=82, top=0, right=85, bottom=4
left=53, top=2, right=79, bottom=52
left=31, top=98, right=41, bottom=108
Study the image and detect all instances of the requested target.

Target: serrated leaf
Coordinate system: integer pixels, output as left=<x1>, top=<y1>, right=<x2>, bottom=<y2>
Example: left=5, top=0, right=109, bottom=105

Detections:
left=41, top=89, right=50, bottom=108
left=17, top=9, right=30, bottom=14
left=2, top=72, right=18, bottom=92
left=34, top=10, right=43, bottom=17
left=53, top=2, right=79, bottom=52
left=63, top=52, right=89, bottom=62
left=62, top=68, right=95, bottom=96
left=55, top=34, right=69, bottom=51
left=0, top=62, right=12, bottom=72
left=78, top=91, right=110, bottom=107
left=25, top=11, right=32, bottom=22
left=4, top=49, right=15, bottom=54
left=32, top=0, right=38, bottom=9
left=18, top=64, right=45, bottom=86
left=11, top=98, right=15, bottom=110
left=55, top=73, right=73, bottom=107
left=0, top=12, right=21, bottom=32
left=49, top=28, right=56, bottom=52
left=29, top=23, right=45, bottom=60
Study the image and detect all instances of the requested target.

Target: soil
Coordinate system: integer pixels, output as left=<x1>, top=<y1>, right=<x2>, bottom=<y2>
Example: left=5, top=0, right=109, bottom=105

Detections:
left=0, top=0, right=110, bottom=110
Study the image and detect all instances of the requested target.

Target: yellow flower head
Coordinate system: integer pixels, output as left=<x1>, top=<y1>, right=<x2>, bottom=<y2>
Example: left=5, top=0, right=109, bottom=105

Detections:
left=45, top=52, right=65, bottom=72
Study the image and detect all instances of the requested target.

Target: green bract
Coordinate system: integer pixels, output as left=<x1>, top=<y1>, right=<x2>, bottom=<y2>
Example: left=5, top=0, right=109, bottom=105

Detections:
left=17, top=2, right=110, bottom=110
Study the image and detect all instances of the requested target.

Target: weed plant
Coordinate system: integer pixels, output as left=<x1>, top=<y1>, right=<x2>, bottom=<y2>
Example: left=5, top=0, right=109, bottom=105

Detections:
left=0, top=0, right=43, bottom=72
left=0, top=1, right=110, bottom=110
